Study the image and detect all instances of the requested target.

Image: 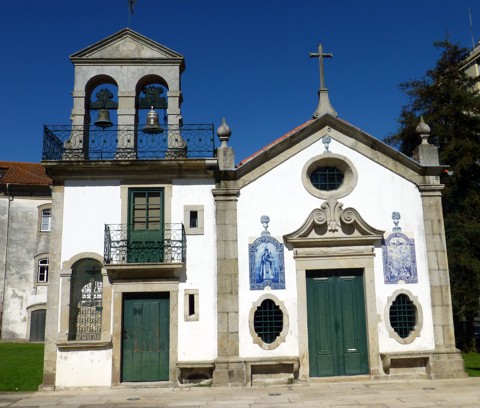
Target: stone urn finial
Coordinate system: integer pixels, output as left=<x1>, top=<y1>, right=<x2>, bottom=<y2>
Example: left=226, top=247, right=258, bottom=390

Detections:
left=217, top=117, right=231, bottom=147
left=415, top=116, right=431, bottom=145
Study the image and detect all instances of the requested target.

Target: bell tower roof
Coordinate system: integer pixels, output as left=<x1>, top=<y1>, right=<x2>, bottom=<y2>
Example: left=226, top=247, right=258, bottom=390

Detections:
left=70, top=28, right=185, bottom=71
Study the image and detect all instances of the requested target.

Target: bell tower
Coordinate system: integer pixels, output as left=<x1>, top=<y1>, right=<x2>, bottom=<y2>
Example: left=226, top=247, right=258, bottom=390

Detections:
left=67, top=28, right=185, bottom=158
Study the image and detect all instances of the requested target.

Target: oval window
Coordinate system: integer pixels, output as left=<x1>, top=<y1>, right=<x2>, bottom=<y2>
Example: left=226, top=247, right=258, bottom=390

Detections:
left=253, top=299, right=283, bottom=344
left=389, top=294, right=417, bottom=339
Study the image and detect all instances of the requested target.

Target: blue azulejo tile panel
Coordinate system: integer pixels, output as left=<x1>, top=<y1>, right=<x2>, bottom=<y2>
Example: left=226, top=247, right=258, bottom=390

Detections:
left=382, top=232, right=418, bottom=284
left=249, top=235, right=285, bottom=290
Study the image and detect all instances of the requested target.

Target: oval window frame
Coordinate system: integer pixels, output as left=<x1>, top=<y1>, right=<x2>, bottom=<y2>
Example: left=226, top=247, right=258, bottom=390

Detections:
left=301, top=153, right=358, bottom=200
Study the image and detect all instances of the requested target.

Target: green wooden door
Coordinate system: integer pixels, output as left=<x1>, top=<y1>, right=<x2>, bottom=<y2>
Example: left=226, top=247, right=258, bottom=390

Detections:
left=122, top=293, right=170, bottom=382
left=128, top=189, right=164, bottom=263
left=29, top=309, right=46, bottom=342
left=307, top=269, right=368, bottom=377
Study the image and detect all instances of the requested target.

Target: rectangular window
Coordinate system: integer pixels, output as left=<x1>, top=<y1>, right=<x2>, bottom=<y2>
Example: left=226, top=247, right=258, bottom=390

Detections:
left=188, top=293, right=195, bottom=316
left=37, top=258, right=49, bottom=283
left=184, top=289, right=199, bottom=321
left=183, top=205, right=204, bottom=235
left=40, top=209, right=51, bottom=232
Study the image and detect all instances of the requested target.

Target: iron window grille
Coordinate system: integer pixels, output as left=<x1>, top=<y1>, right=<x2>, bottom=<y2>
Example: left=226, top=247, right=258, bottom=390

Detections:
left=253, top=299, right=283, bottom=344
left=389, top=294, right=417, bottom=339
left=68, top=259, right=103, bottom=341
left=309, top=166, right=344, bottom=191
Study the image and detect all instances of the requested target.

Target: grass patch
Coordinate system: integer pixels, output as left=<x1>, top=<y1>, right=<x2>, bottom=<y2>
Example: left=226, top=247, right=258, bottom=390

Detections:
left=462, top=352, right=480, bottom=377
left=0, top=343, right=44, bottom=391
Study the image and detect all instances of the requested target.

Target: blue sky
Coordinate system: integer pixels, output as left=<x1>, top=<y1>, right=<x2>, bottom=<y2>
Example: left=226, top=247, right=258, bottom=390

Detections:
left=0, top=1, right=478, bottom=163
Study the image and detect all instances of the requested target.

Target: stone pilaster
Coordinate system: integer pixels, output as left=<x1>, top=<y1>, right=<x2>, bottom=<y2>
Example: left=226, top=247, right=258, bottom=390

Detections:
left=420, top=185, right=467, bottom=378
left=41, top=185, right=65, bottom=389
left=212, top=187, right=245, bottom=386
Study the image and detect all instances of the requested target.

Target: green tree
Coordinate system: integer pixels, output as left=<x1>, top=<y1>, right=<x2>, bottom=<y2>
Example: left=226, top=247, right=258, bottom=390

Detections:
left=386, top=40, right=480, bottom=351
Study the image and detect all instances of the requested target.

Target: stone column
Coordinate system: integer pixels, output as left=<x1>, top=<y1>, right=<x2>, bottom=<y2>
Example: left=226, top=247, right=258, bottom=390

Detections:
left=212, top=187, right=245, bottom=386
left=116, top=91, right=137, bottom=159
left=420, top=185, right=467, bottom=378
left=64, top=90, right=87, bottom=159
left=165, top=90, right=186, bottom=158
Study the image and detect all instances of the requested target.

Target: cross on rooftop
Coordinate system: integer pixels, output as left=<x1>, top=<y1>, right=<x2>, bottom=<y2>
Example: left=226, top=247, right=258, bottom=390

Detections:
left=309, top=43, right=337, bottom=118
left=309, top=44, right=333, bottom=90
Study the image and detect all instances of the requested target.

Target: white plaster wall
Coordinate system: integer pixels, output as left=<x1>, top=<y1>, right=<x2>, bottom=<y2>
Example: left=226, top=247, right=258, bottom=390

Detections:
left=56, top=349, right=112, bottom=387
left=237, top=127, right=435, bottom=358
left=61, top=181, right=121, bottom=263
left=172, top=179, right=217, bottom=361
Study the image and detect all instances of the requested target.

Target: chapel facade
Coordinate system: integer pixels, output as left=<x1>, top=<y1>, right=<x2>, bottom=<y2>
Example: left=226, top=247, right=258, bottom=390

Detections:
left=41, top=28, right=465, bottom=389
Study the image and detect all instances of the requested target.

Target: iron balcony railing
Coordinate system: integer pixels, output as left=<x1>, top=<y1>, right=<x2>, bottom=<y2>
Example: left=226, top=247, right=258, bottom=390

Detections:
left=104, top=223, right=186, bottom=265
left=43, top=124, right=215, bottom=161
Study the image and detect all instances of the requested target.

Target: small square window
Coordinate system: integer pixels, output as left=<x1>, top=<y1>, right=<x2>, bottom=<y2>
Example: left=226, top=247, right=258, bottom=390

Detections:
left=184, top=205, right=204, bottom=235
left=184, top=289, right=199, bottom=321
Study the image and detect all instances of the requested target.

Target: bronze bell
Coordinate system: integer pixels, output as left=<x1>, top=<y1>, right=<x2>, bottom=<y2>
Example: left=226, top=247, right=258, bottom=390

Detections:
left=94, top=109, right=113, bottom=129
left=142, top=107, right=164, bottom=134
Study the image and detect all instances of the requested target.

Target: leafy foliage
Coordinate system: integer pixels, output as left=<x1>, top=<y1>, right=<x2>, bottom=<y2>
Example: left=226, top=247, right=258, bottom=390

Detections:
left=386, top=40, right=480, bottom=351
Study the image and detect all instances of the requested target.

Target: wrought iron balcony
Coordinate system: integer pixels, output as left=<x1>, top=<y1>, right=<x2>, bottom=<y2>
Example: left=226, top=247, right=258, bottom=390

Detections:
left=43, top=124, right=215, bottom=161
left=104, top=223, right=186, bottom=265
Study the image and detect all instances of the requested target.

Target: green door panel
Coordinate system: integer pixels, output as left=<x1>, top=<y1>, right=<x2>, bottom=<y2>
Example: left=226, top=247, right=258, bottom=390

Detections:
left=122, top=293, right=170, bottom=382
left=307, top=277, right=336, bottom=376
left=337, top=275, right=368, bottom=375
left=307, top=270, right=368, bottom=377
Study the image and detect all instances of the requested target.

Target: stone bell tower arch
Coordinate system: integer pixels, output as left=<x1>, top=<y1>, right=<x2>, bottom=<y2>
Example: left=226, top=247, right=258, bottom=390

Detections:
left=67, top=28, right=185, bottom=158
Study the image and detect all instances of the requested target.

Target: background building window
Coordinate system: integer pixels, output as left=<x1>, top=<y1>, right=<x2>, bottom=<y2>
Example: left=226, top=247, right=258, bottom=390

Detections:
left=41, top=208, right=51, bottom=231
left=37, top=258, right=49, bottom=283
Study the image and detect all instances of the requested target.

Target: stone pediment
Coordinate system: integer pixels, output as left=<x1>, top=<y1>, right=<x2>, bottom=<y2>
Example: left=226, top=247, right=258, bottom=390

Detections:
left=284, top=199, right=384, bottom=247
left=70, top=28, right=184, bottom=63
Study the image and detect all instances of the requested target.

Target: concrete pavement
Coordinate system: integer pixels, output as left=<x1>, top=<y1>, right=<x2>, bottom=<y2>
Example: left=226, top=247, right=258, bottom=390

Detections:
left=1, top=377, right=480, bottom=407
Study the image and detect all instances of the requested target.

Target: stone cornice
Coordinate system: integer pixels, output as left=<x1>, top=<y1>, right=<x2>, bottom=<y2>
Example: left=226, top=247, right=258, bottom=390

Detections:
left=42, top=159, right=218, bottom=182
left=212, top=188, right=240, bottom=201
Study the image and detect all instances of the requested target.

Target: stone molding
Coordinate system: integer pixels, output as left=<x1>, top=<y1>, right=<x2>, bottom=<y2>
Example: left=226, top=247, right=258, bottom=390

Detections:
left=248, top=293, right=289, bottom=350
left=301, top=153, right=358, bottom=200
left=284, top=199, right=384, bottom=247
left=384, top=289, right=423, bottom=344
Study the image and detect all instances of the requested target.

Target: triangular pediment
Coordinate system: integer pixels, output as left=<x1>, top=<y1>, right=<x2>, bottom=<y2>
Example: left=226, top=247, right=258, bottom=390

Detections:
left=236, top=115, right=446, bottom=188
left=284, top=199, right=384, bottom=247
left=70, top=28, right=184, bottom=64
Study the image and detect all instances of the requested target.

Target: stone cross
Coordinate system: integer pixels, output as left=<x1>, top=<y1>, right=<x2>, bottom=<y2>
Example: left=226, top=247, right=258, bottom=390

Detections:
left=309, top=44, right=333, bottom=90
